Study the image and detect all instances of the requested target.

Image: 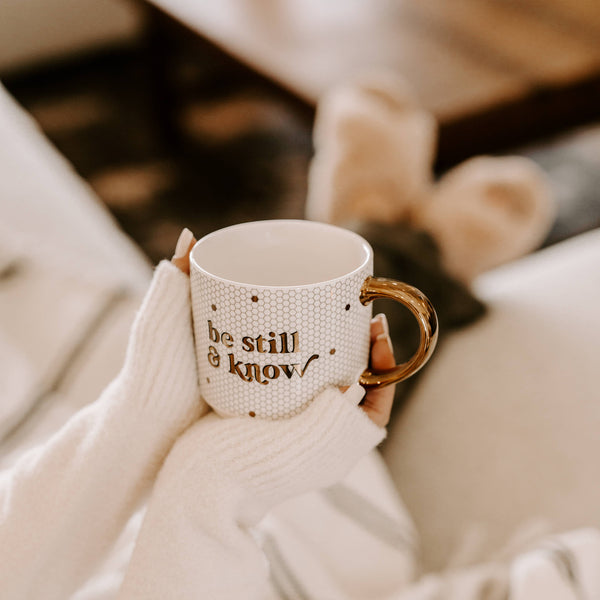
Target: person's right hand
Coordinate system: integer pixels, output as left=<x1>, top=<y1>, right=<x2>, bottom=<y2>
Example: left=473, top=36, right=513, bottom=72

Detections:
left=361, top=313, right=396, bottom=427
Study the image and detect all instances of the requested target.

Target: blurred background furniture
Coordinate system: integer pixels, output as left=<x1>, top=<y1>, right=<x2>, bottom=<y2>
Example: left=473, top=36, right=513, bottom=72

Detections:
left=3, top=0, right=600, bottom=262
left=383, top=228, right=600, bottom=571
left=0, top=78, right=149, bottom=455
left=0, top=0, right=140, bottom=74
left=142, top=0, right=600, bottom=165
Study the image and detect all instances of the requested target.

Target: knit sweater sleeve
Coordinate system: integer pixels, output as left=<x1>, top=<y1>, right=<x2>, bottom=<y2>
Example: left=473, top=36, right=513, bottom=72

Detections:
left=0, top=260, right=204, bottom=600
left=118, top=385, right=386, bottom=600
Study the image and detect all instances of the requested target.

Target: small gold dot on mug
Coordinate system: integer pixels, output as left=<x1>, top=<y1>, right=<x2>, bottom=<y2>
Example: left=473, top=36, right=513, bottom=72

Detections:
left=249, top=411, right=256, bottom=418
left=206, top=377, right=210, bottom=383
left=211, top=304, right=217, bottom=311
left=330, top=348, right=336, bottom=355
left=345, top=304, right=351, bottom=311
left=251, top=296, right=259, bottom=303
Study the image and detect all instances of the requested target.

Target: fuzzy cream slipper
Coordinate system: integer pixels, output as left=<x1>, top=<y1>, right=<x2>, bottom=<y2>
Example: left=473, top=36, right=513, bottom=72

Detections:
left=416, top=156, right=556, bottom=282
left=306, top=73, right=436, bottom=225
left=306, top=75, right=556, bottom=282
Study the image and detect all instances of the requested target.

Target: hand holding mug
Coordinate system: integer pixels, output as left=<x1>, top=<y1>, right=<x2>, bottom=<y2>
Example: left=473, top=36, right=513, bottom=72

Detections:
left=188, top=220, right=438, bottom=420
left=172, top=226, right=406, bottom=427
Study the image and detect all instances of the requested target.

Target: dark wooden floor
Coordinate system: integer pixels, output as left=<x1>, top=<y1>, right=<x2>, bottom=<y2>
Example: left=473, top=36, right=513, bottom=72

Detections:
left=145, top=0, right=600, bottom=165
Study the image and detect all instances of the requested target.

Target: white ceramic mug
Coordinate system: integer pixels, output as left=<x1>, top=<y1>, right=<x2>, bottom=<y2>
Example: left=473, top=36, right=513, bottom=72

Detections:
left=190, top=220, right=437, bottom=419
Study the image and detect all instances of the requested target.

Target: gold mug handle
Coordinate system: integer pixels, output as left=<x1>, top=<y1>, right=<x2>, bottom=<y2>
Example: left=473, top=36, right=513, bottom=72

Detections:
left=359, top=276, right=439, bottom=389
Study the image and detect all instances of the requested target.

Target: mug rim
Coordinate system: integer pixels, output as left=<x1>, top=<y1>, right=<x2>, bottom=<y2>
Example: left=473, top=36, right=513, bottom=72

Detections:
left=190, top=219, right=373, bottom=289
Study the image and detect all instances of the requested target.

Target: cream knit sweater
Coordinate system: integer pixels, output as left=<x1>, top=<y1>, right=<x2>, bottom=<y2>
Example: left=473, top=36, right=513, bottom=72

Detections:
left=2, top=261, right=600, bottom=600
left=0, top=261, right=202, bottom=598
left=0, top=260, right=388, bottom=599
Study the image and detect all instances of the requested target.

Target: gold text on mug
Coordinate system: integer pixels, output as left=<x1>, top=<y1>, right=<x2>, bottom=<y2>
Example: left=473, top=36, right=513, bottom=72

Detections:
left=227, top=353, right=320, bottom=385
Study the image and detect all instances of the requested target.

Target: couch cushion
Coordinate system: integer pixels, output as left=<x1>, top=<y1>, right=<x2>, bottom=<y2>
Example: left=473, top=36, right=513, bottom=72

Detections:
left=383, top=229, right=600, bottom=571
left=0, top=81, right=150, bottom=293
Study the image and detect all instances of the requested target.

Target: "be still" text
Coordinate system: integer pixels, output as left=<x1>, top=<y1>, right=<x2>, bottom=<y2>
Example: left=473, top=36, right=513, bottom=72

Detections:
left=206, top=320, right=319, bottom=385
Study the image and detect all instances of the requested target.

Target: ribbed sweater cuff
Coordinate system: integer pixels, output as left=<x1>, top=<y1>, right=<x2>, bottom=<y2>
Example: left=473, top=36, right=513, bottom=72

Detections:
left=226, top=387, right=385, bottom=496
left=115, top=260, right=202, bottom=430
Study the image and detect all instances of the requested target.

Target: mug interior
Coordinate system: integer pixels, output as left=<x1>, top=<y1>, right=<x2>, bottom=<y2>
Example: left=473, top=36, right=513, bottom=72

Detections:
left=191, top=220, right=371, bottom=286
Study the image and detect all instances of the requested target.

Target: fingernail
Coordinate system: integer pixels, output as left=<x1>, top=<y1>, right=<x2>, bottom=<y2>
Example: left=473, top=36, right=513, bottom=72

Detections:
left=343, top=383, right=365, bottom=406
left=373, top=313, right=390, bottom=337
left=173, top=228, right=194, bottom=259
left=377, top=332, right=394, bottom=355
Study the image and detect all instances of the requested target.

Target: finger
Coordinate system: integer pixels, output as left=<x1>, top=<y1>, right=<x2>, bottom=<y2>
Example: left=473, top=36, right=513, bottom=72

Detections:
left=371, top=332, right=395, bottom=371
left=361, top=335, right=395, bottom=427
left=343, top=315, right=393, bottom=393
left=340, top=383, right=366, bottom=405
left=171, top=228, right=197, bottom=275
left=362, top=316, right=396, bottom=428
left=370, top=313, right=389, bottom=342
